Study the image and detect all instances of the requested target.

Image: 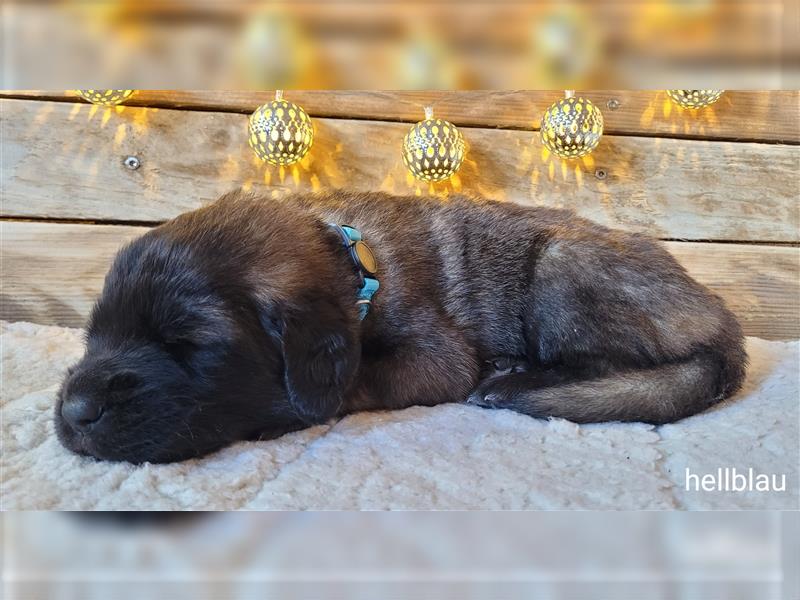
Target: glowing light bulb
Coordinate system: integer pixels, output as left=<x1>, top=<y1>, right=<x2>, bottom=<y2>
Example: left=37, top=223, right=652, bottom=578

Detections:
left=666, top=90, right=724, bottom=109
left=540, top=91, right=604, bottom=159
left=248, top=90, right=314, bottom=166
left=402, top=106, right=466, bottom=182
left=76, top=90, right=136, bottom=106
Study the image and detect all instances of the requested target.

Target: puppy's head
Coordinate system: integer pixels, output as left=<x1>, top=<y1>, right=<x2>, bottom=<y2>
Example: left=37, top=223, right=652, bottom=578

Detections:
left=56, top=202, right=360, bottom=463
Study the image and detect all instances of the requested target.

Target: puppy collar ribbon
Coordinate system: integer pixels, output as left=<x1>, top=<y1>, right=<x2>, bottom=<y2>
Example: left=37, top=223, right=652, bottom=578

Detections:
left=328, top=224, right=379, bottom=320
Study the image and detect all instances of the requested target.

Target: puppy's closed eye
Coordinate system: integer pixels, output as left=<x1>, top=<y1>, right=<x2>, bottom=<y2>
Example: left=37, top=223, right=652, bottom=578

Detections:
left=108, top=371, right=141, bottom=392
left=159, top=336, right=199, bottom=364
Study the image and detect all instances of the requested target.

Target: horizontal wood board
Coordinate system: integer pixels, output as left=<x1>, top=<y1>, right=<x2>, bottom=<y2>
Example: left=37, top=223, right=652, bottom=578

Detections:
left=2, top=99, right=798, bottom=242
left=3, top=221, right=798, bottom=339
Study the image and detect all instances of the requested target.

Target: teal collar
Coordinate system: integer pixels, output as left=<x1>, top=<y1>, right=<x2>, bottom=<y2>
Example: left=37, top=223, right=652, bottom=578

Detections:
left=328, top=224, right=380, bottom=320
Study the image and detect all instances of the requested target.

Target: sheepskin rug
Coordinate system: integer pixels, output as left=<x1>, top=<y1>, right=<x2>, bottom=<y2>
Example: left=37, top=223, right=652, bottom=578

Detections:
left=1, top=321, right=797, bottom=510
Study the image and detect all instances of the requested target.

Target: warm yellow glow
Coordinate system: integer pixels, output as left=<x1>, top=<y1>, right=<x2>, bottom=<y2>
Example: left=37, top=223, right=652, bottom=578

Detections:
left=574, top=165, right=583, bottom=186
left=402, top=113, right=466, bottom=182
left=666, top=90, right=724, bottom=109
left=248, top=96, right=314, bottom=166
left=640, top=101, right=656, bottom=127
left=540, top=95, right=603, bottom=159
left=113, top=123, right=127, bottom=148
left=76, top=90, right=136, bottom=106
left=217, top=155, right=240, bottom=182
left=132, top=109, right=150, bottom=134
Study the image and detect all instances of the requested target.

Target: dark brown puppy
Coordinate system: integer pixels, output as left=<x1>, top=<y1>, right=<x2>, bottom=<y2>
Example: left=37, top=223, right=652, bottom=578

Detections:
left=56, top=190, right=747, bottom=463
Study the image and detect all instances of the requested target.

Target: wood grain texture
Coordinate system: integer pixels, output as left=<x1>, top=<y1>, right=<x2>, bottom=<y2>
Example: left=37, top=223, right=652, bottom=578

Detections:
left=2, top=99, right=798, bottom=241
left=3, top=91, right=798, bottom=143
left=2, top=222, right=798, bottom=339
left=1, top=222, right=144, bottom=328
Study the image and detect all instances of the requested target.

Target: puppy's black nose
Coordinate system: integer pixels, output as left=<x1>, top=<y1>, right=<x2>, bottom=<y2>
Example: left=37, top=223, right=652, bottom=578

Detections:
left=61, top=395, right=105, bottom=432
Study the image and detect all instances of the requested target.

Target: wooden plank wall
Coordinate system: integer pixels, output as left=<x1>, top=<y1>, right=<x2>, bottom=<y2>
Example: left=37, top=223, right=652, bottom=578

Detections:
left=1, top=91, right=799, bottom=339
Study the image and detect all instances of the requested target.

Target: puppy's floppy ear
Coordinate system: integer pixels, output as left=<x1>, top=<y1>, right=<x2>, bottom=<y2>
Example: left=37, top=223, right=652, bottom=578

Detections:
left=273, top=295, right=360, bottom=424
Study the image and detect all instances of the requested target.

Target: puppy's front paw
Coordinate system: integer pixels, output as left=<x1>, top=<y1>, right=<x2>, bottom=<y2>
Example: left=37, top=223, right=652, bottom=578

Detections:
left=470, top=358, right=529, bottom=408
left=466, top=379, right=513, bottom=409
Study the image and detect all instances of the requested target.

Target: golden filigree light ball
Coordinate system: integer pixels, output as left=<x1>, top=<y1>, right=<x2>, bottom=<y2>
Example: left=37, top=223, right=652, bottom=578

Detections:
left=402, top=108, right=466, bottom=182
left=248, top=91, right=314, bottom=166
left=540, top=94, right=603, bottom=159
left=666, top=90, right=724, bottom=109
left=76, top=90, right=136, bottom=106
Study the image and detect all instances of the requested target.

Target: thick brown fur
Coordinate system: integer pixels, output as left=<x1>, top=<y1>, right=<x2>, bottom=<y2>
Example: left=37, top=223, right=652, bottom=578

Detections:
left=56, top=190, right=747, bottom=463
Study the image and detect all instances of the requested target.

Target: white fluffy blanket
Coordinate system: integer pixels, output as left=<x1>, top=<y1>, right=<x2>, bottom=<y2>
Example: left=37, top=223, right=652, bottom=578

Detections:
left=2, top=321, right=797, bottom=510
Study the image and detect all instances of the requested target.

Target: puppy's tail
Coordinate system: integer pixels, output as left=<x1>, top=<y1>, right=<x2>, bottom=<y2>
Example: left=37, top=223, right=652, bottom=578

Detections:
left=471, top=345, right=748, bottom=425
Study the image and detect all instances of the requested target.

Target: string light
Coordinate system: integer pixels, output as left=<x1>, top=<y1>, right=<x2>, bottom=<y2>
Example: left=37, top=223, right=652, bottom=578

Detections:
left=540, top=90, right=603, bottom=159
left=71, top=91, right=731, bottom=182
left=402, top=106, right=466, bottom=182
left=248, top=90, right=314, bottom=166
left=76, top=90, right=136, bottom=106
left=666, top=90, right=724, bottom=109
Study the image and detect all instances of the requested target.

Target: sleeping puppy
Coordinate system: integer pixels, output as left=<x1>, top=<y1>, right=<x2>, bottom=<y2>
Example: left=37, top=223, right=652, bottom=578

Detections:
left=56, top=190, right=747, bottom=463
